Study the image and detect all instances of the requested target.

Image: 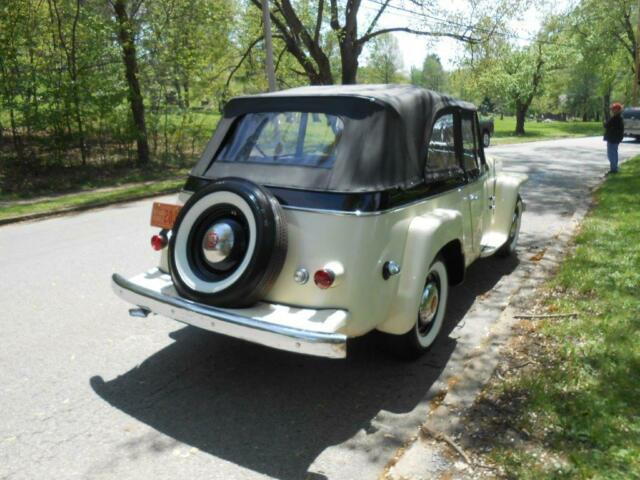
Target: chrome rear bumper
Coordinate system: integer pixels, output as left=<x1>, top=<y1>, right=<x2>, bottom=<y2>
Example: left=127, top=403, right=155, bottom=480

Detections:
left=111, top=269, right=348, bottom=359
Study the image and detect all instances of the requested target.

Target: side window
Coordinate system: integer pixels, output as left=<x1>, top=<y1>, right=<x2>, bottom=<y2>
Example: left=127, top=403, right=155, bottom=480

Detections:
left=461, top=115, right=479, bottom=174
left=426, top=113, right=460, bottom=181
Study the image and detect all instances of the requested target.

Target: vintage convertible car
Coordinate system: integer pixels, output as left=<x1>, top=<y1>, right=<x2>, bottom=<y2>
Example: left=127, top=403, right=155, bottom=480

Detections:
left=112, top=85, right=526, bottom=359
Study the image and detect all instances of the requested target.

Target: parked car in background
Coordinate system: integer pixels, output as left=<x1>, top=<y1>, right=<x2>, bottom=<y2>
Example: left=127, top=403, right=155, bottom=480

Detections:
left=622, top=107, right=640, bottom=140
left=479, top=117, right=494, bottom=147
left=112, top=85, right=527, bottom=360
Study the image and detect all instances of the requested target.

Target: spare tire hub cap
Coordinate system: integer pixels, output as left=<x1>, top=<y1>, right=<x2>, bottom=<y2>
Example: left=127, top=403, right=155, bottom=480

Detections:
left=202, top=222, right=235, bottom=264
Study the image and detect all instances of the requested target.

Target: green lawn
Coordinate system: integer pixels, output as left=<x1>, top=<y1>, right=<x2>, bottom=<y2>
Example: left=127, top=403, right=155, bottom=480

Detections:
left=489, top=116, right=603, bottom=145
left=482, top=157, right=640, bottom=478
left=0, top=177, right=184, bottom=222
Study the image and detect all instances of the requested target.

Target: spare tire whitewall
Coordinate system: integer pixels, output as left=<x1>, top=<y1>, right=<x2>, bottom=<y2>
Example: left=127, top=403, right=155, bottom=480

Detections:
left=173, top=191, right=258, bottom=293
left=169, top=178, right=287, bottom=308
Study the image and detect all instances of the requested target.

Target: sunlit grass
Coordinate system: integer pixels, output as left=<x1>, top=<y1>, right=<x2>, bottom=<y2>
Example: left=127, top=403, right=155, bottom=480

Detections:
left=490, top=116, right=603, bottom=145
left=0, top=177, right=184, bottom=222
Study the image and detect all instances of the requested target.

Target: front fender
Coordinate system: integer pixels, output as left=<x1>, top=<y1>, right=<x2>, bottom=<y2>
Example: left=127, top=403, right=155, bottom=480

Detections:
left=377, top=209, right=464, bottom=335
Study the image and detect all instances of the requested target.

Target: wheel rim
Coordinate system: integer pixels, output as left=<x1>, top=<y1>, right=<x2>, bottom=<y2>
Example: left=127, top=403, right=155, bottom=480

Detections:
left=418, top=273, right=440, bottom=336
left=202, top=222, right=235, bottom=265
left=483, top=132, right=490, bottom=146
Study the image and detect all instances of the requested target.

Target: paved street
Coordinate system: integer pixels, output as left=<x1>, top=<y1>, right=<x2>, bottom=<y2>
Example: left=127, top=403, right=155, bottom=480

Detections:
left=0, top=137, right=637, bottom=480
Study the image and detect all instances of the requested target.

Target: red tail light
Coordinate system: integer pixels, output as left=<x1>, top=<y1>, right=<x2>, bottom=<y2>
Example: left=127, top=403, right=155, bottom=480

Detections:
left=314, top=269, right=335, bottom=289
left=151, top=234, right=168, bottom=251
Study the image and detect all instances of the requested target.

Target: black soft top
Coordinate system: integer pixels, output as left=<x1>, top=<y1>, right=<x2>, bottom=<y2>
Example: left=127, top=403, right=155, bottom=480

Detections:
left=191, top=84, right=476, bottom=193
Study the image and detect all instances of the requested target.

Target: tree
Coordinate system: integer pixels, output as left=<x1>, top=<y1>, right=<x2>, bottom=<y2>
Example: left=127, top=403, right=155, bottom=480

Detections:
left=111, top=0, right=149, bottom=166
left=412, top=54, right=448, bottom=92
left=248, top=0, right=486, bottom=85
left=361, top=33, right=403, bottom=83
left=507, top=42, right=547, bottom=135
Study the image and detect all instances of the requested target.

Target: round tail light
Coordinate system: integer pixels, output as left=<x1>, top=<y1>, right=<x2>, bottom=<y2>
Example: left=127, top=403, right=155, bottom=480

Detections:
left=151, top=234, right=168, bottom=251
left=314, top=269, right=335, bottom=289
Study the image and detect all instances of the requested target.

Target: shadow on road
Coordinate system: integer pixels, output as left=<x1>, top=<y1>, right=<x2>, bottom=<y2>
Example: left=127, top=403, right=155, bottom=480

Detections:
left=90, top=255, right=518, bottom=479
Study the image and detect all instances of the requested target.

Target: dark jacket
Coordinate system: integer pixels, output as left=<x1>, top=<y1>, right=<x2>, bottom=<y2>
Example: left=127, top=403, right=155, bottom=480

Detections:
left=604, top=114, right=624, bottom=144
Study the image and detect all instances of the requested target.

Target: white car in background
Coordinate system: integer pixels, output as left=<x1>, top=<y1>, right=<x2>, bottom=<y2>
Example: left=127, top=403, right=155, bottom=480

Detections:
left=112, top=84, right=527, bottom=359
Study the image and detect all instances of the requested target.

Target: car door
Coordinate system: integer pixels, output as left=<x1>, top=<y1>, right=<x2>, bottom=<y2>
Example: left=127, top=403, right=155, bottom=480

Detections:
left=459, top=110, right=489, bottom=259
left=426, top=111, right=474, bottom=263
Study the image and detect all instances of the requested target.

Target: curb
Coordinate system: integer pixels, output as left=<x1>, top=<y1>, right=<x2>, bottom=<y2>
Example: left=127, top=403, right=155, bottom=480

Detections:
left=0, top=186, right=181, bottom=227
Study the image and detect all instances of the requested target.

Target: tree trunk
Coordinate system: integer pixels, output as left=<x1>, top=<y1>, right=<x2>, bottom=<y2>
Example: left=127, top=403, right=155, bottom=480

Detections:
left=340, top=45, right=359, bottom=84
left=113, top=0, right=149, bottom=166
left=515, top=105, right=527, bottom=135
left=48, top=0, right=87, bottom=165
left=183, top=79, right=190, bottom=109
left=603, top=91, right=611, bottom=122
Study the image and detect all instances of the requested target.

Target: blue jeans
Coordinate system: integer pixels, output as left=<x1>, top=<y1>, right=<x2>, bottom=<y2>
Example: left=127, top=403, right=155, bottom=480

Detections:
left=607, top=142, right=619, bottom=172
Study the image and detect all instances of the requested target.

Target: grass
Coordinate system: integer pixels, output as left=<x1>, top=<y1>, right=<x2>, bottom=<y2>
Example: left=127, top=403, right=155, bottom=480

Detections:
left=489, top=116, right=603, bottom=145
left=0, top=176, right=185, bottom=222
left=476, top=157, right=640, bottom=478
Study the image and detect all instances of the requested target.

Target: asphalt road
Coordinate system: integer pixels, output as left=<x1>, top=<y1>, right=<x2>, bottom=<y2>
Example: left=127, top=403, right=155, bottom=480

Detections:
left=1, top=137, right=637, bottom=480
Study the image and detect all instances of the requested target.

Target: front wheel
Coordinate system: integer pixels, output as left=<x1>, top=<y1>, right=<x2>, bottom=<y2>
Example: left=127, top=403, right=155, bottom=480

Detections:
left=496, top=196, right=523, bottom=257
left=385, top=259, right=449, bottom=360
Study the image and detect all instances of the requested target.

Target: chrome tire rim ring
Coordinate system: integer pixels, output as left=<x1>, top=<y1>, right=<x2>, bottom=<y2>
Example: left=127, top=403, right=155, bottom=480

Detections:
left=418, top=275, right=440, bottom=335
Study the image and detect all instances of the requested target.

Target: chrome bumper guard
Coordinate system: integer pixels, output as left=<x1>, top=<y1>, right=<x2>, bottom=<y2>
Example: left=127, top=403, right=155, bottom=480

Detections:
left=111, top=269, right=348, bottom=359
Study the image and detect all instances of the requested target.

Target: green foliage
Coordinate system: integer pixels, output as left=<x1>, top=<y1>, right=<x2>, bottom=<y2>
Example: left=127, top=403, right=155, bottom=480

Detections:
left=0, top=0, right=237, bottom=195
left=359, top=34, right=406, bottom=84
left=452, top=0, right=638, bottom=125
left=410, top=54, right=448, bottom=93
left=487, top=157, right=640, bottom=478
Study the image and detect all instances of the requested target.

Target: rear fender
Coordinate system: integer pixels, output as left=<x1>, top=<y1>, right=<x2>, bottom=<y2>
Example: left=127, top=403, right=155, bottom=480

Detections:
left=492, top=173, right=527, bottom=235
left=377, top=209, right=464, bottom=335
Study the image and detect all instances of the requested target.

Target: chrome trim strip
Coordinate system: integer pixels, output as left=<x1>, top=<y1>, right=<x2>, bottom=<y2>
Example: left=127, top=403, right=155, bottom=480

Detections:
left=281, top=194, right=433, bottom=216
left=111, top=273, right=347, bottom=359
left=279, top=185, right=466, bottom=216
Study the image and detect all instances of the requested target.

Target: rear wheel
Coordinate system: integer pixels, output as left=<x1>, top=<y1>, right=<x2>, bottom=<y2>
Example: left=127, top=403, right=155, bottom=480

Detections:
left=386, top=259, right=449, bottom=360
left=483, top=131, right=491, bottom=148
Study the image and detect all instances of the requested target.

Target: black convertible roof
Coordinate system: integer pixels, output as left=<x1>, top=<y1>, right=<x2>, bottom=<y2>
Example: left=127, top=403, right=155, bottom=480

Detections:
left=191, top=84, right=477, bottom=193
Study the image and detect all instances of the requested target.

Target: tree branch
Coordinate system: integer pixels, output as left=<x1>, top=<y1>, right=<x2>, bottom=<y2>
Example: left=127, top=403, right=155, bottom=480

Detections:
left=314, top=0, right=324, bottom=43
left=249, top=0, right=329, bottom=83
left=359, top=27, right=478, bottom=46
left=225, top=36, right=264, bottom=88
left=329, top=0, right=340, bottom=31
left=274, top=46, right=288, bottom=72
left=362, top=0, right=390, bottom=39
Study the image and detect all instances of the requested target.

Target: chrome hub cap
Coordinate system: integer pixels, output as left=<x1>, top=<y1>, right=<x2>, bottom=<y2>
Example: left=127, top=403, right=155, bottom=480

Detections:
left=202, top=222, right=235, bottom=265
left=418, top=278, right=439, bottom=335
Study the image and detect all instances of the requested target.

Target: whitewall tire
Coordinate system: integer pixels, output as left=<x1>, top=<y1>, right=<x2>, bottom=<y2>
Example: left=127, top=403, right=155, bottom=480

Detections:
left=496, top=196, right=523, bottom=257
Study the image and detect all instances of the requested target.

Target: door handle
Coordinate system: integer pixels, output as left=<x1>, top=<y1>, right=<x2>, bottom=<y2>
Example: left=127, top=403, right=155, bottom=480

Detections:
left=469, top=194, right=480, bottom=201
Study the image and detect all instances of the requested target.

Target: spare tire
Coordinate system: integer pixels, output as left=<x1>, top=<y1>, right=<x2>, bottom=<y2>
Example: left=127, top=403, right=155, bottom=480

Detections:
left=168, top=177, right=287, bottom=307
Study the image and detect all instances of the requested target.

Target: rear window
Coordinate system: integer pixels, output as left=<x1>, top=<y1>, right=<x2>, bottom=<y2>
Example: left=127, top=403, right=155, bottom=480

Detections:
left=215, top=112, right=344, bottom=169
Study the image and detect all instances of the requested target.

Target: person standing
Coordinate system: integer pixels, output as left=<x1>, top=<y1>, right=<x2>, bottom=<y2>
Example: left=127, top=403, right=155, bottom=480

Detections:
left=604, top=103, right=624, bottom=174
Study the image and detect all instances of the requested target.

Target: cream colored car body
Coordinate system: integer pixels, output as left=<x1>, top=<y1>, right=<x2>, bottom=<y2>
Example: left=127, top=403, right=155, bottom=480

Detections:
left=157, top=155, right=526, bottom=339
